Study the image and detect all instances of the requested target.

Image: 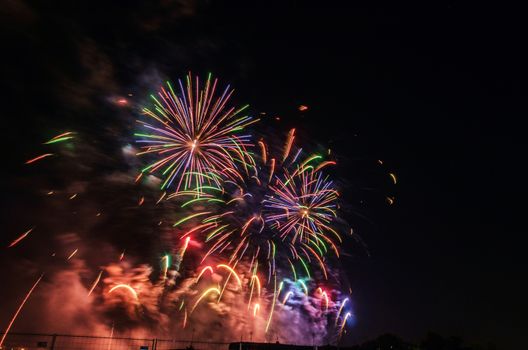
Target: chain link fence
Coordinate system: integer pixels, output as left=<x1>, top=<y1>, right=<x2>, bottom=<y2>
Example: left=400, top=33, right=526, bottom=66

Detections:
left=0, top=333, right=230, bottom=350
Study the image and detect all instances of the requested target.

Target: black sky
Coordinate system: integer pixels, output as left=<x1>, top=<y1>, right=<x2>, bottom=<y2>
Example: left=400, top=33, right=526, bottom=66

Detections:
left=1, top=1, right=526, bottom=349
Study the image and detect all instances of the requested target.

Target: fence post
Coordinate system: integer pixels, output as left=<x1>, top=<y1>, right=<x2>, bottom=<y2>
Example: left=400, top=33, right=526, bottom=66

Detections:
left=50, top=334, right=57, bottom=350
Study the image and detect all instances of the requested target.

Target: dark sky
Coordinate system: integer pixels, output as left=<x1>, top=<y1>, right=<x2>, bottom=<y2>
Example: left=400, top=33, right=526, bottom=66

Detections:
left=1, top=1, right=526, bottom=349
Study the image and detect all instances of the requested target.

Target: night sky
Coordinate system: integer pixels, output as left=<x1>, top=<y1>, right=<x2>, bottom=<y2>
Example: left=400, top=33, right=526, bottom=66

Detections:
left=1, top=1, right=526, bottom=349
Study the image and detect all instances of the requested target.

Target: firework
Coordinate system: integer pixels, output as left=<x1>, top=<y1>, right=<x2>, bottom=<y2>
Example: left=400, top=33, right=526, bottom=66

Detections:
left=0, top=274, right=44, bottom=347
left=298, top=105, right=309, bottom=111
left=135, top=73, right=257, bottom=193
left=170, top=129, right=342, bottom=317
left=161, top=254, right=170, bottom=281
left=282, top=291, right=294, bottom=305
left=107, top=322, right=114, bottom=350
left=195, top=265, right=214, bottom=284
left=6, top=74, right=357, bottom=342
left=25, top=153, right=53, bottom=164
left=191, top=287, right=220, bottom=313
left=265, top=274, right=280, bottom=333
left=335, top=297, right=349, bottom=325
left=253, top=303, right=260, bottom=317
left=44, top=131, right=75, bottom=144
left=108, top=284, right=139, bottom=300
left=217, top=264, right=242, bottom=288
left=7, top=227, right=34, bottom=248
left=66, top=249, right=78, bottom=260
left=173, top=130, right=301, bottom=270
left=316, top=287, right=330, bottom=311
left=264, top=168, right=341, bottom=251
left=261, top=164, right=341, bottom=280
left=88, top=270, right=103, bottom=296
left=338, top=312, right=352, bottom=339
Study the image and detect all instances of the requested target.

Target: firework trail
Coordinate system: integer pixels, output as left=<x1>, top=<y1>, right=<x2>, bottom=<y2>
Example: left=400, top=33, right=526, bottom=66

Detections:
left=25, top=153, right=53, bottom=164
left=67, top=248, right=79, bottom=260
left=0, top=274, right=44, bottom=347
left=88, top=270, right=103, bottom=296
left=135, top=73, right=257, bottom=193
left=108, top=284, right=139, bottom=301
left=335, top=297, right=349, bottom=326
left=44, top=132, right=75, bottom=144
left=7, top=227, right=34, bottom=248
left=338, top=312, right=352, bottom=339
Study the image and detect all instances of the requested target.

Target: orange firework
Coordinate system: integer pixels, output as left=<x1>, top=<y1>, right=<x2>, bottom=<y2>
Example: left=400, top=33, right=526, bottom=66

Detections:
left=217, top=264, right=242, bottom=302
left=180, top=236, right=191, bottom=258
left=88, top=270, right=103, bottom=296
left=217, top=264, right=242, bottom=287
left=195, top=266, right=214, bottom=284
left=265, top=275, right=280, bottom=333
left=258, top=140, right=268, bottom=164
left=67, top=248, right=78, bottom=260
left=389, top=172, right=397, bottom=184
left=282, top=128, right=296, bottom=161
left=182, top=309, right=188, bottom=329
left=108, top=284, right=139, bottom=300
left=248, top=274, right=261, bottom=310
left=0, top=274, right=44, bottom=347
left=161, top=255, right=170, bottom=281
left=338, top=312, right=351, bottom=338
left=7, top=227, right=34, bottom=248
left=191, top=287, right=220, bottom=313
left=25, top=153, right=53, bottom=164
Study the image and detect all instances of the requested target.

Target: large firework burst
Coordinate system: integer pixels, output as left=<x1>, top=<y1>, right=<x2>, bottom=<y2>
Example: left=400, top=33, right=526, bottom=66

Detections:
left=173, top=129, right=340, bottom=284
left=2, top=74, right=356, bottom=345
left=135, top=73, right=257, bottom=193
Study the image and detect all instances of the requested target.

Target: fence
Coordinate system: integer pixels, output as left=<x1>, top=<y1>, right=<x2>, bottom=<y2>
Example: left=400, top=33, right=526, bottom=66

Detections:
left=0, top=333, right=230, bottom=350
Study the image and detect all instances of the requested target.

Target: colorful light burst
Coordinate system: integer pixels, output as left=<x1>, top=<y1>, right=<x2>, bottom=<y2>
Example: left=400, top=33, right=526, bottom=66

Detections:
left=135, top=73, right=257, bottom=193
left=5, top=73, right=360, bottom=344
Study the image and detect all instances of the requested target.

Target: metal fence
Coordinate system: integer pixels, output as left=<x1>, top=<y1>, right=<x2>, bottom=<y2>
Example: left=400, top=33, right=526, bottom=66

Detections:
left=0, top=333, right=230, bottom=350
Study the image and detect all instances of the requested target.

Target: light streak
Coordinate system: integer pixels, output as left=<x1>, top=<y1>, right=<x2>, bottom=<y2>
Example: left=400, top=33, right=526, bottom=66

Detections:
left=0, top=274, right=44, bottom=347
left=67, top=249, right=78, bottom=260
left=389, top=173, right=397, bottom=184
left=25, top=153, right=53, bottom=164
left=88, top=270, right=103, bottom=296
left=335, top=298, right=349, bottom=325
left=108, top=284, right=139, bottom=300
left=191, top=287, right=220, bottom=313
left=8, top=228, right=34, bottom=248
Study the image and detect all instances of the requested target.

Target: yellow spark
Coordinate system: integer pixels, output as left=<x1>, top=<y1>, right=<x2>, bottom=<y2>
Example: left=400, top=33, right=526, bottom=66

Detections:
left=67, top=249, right=78, bottom=260
left=389, top=172, right=397, bottom=184
left=108, top=284, right=139, bottom=300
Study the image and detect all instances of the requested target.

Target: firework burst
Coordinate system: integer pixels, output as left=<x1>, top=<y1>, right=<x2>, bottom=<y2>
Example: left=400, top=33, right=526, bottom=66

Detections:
left=172, top=128, right=340, bottom=290
left=4, top=73, right=358, bottom=343
left=135, top=73, right=258, bottom=193
left=264, top=168, right=341, bottom=247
